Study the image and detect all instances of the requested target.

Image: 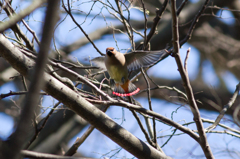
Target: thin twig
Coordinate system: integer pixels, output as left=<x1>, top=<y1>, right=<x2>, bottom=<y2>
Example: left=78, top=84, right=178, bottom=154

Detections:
left=64, top=126, right=94, bottom=156
left=131, top=109, right=155, bottom=147
left=62, top=0, right=104, bottom=56
left=140, top=68, right=164, bottom=152
left=179, top=0, right=210, bottom=46
left=0, top=91, right=47, bottom=100
left=21, top=150, right=90, bottom=159
left=177, top=0, right=189, bottom=16
left=21, top=19, right=41, bottom=45
left=158, top=129, right=240, bottom=139
left=143, top=73, right=188, bottom=101
left=140, top=69, right=156, bottom=143
left=201, top=118, right=240, bottom=135
left=5, top=1, right=41, bottom=45
left=145, top=0, right=169, bottom=48
left=22, top=76, right=28, bottom=91
left=206, top=82, right=240, bottom=131
left=140, top=0, right=147, bottom=49
left=25, top=101, right=61, bottom=149
left=127, top=96, right=155, bottom=147
left=114, top=0, right=135, bottom=50
left=0, top=1, right=40, bottom=51
left=161, top=129, right=177, bottom=148
left=184, top=47, right=191, bottom=73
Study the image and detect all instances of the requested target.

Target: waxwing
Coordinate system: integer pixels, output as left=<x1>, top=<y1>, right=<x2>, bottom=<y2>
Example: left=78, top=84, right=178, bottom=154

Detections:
left=92, top=47, right=166, bottom=96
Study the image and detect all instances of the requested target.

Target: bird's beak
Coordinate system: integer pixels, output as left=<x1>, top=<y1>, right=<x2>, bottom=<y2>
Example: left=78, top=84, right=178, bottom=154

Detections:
left=107, top=50, right=113, bottom=56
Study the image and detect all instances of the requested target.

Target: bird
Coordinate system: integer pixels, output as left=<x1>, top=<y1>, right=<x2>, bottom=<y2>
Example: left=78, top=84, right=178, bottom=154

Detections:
left=91, top=47, right=166, bottom=96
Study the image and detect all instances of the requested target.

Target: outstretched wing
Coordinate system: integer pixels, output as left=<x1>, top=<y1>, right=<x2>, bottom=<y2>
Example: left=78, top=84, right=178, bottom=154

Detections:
left=125, top=49, right=167, bottom=71
left=91, top=56, right=107, bottom=70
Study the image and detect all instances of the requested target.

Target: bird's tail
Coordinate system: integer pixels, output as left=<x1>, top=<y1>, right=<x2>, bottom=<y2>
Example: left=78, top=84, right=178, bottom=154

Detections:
left=113, top=80, right=140, bottom=96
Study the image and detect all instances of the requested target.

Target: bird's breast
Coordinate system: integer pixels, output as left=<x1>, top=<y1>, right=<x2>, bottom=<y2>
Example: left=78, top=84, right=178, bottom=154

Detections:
left=105, top=53, right=128, bottom=83
left=105, top=62, right=128, bottom=83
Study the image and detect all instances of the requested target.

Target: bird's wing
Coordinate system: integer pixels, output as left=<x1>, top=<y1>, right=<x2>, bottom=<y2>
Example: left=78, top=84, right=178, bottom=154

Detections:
left=125, top=49, right=167, bottom=71
left=91, top=56, right=107, bottom=70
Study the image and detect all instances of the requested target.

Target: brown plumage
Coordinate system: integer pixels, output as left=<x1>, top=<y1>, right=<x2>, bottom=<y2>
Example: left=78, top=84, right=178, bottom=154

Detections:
left=92, top=47, right=166, bottom=96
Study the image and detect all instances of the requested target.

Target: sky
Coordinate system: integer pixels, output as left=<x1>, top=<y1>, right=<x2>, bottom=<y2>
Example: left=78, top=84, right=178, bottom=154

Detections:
left=0, top=0, right=239, bottom=158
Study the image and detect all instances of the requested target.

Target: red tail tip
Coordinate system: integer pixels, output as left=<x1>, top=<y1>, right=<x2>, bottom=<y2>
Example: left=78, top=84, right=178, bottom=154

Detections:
left=113, top=88, right=140, bottom=97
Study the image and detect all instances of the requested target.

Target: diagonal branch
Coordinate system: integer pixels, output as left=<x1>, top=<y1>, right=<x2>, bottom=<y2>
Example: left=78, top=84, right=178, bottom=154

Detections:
left=206, top=82, right=240, bottom=131
left=62, top=0, right=104, bottom=56
left=179, top=0, right=210, bottom=46
left=0, top=34, right=170, bottom=159
left=0, top=0, right=47, bottom=33
left=145, top=0, right=169, bottom=48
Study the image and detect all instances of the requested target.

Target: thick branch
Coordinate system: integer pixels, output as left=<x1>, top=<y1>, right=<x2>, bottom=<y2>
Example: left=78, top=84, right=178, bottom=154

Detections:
left=0, top=35, right=170, bottom=159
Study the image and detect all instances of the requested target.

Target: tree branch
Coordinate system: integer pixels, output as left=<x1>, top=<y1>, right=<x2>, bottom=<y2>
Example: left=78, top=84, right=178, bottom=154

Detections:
left=62, top=0, right=104, bottom=56
left=0, top=0, right=47, bottom=33
left=170, top=0, right=213, bottom=158
left=21, top=150, right=89, bottom=159
left=206, top=82, right=240, bottom=131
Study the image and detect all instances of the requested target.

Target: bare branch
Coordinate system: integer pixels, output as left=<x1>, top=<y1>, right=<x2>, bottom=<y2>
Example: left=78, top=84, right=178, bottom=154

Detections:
left=64, top=125, right=95, bottom=156
left=177, top=0, right=189, bottom=16
left=25, top=102, right=61, bottom=149
left=170, top=0, right=213, bottom=158
left=21, top=150, right=89, bottom=159
left=140, top=69, right=156, bottom=141
left=130, top=108, right=155, bottom=147
left=184, top=47, right=191, bottom=72
left=144, top=0, right=169, bottom=49
left=0, top=91, right=47, bottom=100
left=180, top=0, right=210, bottom=46
left=206, top=82, right=240, bottom=131
left=0, top=0, right=47, bottom=33
left=114, top=0, right=135, bottom=49
left=140, top=0, right=148, bottom=49
left=62, top=0, right=104, bottom=56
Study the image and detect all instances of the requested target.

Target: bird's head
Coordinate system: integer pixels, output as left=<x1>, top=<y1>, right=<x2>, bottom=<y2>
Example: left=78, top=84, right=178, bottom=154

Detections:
left=106, top=47, right=116, bottom=57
